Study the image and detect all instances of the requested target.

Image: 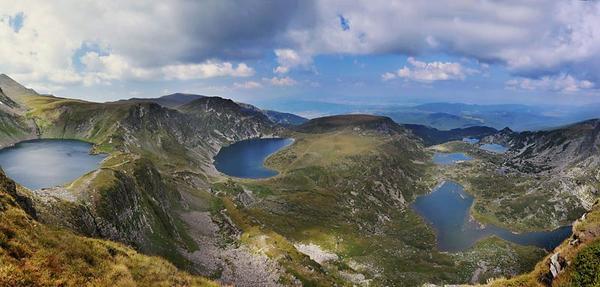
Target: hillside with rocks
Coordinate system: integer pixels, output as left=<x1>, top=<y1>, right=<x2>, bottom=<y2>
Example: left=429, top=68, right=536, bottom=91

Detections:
left=0, top=166, right=217, bottom=286
left=483, top=121, right=599, bottom=214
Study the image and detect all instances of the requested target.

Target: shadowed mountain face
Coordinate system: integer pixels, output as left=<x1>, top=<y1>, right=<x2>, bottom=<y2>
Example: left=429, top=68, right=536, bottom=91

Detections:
left=404, top=124, right=498, bottom=146
left=0, top=75, right=39, bottom=148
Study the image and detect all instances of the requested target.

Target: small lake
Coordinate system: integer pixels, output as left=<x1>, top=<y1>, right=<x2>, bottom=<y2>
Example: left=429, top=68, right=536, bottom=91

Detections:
left=480, top=143, right=509, bottom=154
left=462, top=138, right=480, bottom=144
left=0, top=139, right=106, bottom=190
left=433, top=152, right=473, bottom=165
left=214, top=138, right=293, bottom=179
left=412, top=181, right=572, bottom=252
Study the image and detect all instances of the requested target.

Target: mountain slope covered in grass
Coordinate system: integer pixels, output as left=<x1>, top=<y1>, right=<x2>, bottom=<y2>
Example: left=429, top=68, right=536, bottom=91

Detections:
left=0, top=168, right=217, bottom=287
left=0, top=74, right=598, bottom=286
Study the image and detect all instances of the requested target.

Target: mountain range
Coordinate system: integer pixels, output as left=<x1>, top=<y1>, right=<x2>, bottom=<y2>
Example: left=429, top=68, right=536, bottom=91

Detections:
left=259, top=99, right=600, bottom=131
left=0, top=74, right=598, bottom=286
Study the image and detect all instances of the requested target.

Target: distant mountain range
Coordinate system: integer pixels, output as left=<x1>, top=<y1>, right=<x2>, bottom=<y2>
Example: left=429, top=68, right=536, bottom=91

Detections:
left=257, top=100, right=600, bottom=132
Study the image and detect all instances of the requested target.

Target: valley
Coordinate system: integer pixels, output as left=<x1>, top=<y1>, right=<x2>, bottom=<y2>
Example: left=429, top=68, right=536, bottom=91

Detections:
left=0, top=74, right=598, bottom=286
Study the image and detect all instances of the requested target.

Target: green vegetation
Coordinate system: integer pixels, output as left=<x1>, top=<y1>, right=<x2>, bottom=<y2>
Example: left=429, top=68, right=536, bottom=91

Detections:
left=211, top=125, right=546, bottom=286
left=0, top=169, right=216, bottom=287
left=570, top=239, right=600, bottom=286
left=487, top=203, right=600, bottom=287
left=0, top=75, right=596, bottom=286
left=431, top=141, right=585, bottom=232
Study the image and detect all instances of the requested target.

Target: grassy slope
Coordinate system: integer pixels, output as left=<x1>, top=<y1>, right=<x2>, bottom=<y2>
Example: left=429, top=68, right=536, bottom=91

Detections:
left=0, top=111, right=35, bottom=147
left=488, top=203, right=600, bottom=287
left=0, top=169, right=216, bottom=287
left=210, top=123, right=544, bottom=286
left=2, top=93, right=212, bottom=272
left=5, top=88, right=288, bottom=282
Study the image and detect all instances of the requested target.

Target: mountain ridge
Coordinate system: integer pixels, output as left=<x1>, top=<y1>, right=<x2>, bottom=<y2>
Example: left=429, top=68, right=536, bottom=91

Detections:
left=0, top=74, right=598, bottom=286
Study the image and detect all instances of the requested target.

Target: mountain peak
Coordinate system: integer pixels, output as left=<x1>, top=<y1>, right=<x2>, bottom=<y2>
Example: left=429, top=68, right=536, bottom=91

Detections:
left=0, top=74, right=38, bottom=104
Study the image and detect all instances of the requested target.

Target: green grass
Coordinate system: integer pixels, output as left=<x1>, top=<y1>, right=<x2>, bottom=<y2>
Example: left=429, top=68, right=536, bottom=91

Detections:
left=570, top=239, right=600, bottom=286
left=0, top=170, right=216, bottom=287
left=211, top=131, right=546, bottom=286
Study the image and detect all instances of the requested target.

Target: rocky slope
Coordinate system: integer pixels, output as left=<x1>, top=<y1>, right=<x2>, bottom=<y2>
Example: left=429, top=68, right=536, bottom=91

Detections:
left=0, top=75, right=39, bottom=148
left=0, top=167, right=217, bottom=286
left=0, top=74, right=285, bottom=285
left=483, top=120, right=599, bottom=212
left=487, top=120, right=600, bottom=173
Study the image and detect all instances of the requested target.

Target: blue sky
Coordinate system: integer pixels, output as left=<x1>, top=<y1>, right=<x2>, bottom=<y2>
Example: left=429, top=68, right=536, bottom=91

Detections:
left=1, top=1, right=599, bottom=114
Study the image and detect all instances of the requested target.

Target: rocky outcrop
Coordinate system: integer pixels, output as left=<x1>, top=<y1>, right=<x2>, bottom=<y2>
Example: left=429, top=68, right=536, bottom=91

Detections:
left=33, top=158, right=190, bottom=260
left=179, top=96, right=279, bottom=142
left=0, top=168, right=36, bottom=218
left=549, top=252, right=566, bottom=279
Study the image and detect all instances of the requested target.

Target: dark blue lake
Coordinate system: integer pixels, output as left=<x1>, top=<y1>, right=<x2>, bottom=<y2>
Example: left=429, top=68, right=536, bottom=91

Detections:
left=480, top=143, right=509, bottom=154
left=432, top=152, right=473, bottom=165
left=412, top=181, right=572, bottom=252
left=214, top=138, right=293, bottom=179
left=0, top=139, right=106, bottom=190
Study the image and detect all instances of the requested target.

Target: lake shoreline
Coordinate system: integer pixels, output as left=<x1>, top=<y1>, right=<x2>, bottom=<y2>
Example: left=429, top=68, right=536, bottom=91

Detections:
left=412, top=179, right=572, bottom=252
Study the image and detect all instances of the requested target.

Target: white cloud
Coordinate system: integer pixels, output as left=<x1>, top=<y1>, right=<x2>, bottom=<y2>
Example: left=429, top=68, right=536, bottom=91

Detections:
left=162, top=62, right=254, bottom=80
left=506, top=74, right=594, bottom=93
left=0, top=0, right=262, bottom=89
left=286, top=1, right=600, bottom=84
left=381, top=72, right=397, bottom=81
left=234, top=81, right=262, bottom=89
left=78, top=52, right=254, bottom=84
left=273, top=49, right=312, bottom=74
left=383, top=57, right=473, bottom=82
left=1, top=0, right=599, bottom=93
left=264, top=76, right=297, bottom=86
